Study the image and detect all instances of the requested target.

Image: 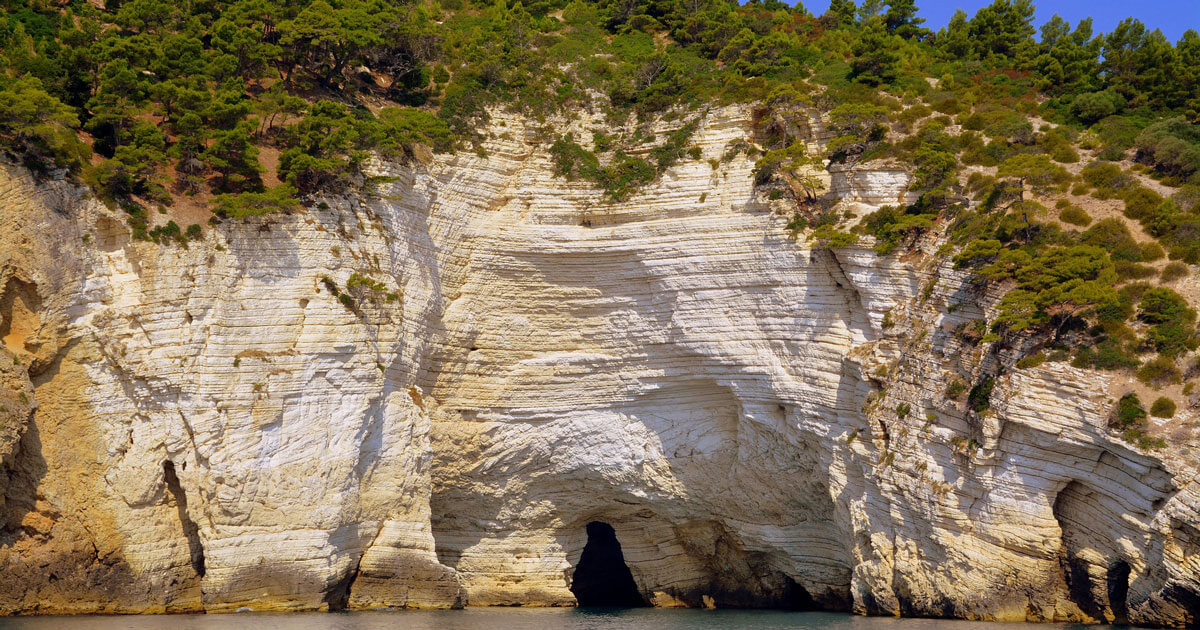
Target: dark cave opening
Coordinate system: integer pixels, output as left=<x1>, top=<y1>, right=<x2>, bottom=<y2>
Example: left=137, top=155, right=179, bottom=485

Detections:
left=1107, top=560, right=1130, bottom=624
left=571, top=521, right=647, bottom=608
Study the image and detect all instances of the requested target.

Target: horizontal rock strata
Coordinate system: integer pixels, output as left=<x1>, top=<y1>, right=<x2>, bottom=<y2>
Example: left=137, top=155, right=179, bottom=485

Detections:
left=0, top=106, right=1196, bottom=625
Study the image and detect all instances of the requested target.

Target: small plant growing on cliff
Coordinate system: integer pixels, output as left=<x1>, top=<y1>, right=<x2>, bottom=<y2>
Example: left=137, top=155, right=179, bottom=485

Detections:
left=896, top=402, right=911, bottom=417
left=1150, top=397, right=1176, bottom=418
left=967, top=377, right=994, bottom=413
left=810, top=225, right=857, bottom=249
left=752, top=140, right=826, bottom=201
left=320, top=276, right=340, bottom=296
left=1015, top=353, right=1046, bottom=369
left=946, top=379, right=967, bottom=399
left=339, top=293, right=356, bottom=309
left=212, top=185, right=300, bottom=219
left=347, top=272, right=387, bottom=293
left=785, top=212, right=809, bottom=240
left=149, top=220, right=183, bottom=245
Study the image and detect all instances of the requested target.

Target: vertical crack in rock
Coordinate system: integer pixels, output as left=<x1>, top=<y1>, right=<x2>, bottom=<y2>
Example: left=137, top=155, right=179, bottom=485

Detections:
left=322, top=558, right=359, bottom=611
left=162, top=460, right=205, bottom=578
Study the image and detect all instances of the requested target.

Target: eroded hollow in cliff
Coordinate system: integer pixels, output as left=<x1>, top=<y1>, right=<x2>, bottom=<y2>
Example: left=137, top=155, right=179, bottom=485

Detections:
left=570, top=522, right=647, bottom=608
left=0, top=277, right=41, bottom=355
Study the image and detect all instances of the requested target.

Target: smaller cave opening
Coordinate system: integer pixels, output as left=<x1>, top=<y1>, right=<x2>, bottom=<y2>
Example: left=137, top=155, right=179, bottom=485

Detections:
left=782, top=577, right=817, bottom=611
left=1107, top=560, right=1130, bottom=624
left=571, top=521, right=647, bottom=608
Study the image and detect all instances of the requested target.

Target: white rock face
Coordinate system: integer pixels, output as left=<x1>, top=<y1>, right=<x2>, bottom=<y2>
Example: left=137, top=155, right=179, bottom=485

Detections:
left=0, top=106, right=1197, bottom=625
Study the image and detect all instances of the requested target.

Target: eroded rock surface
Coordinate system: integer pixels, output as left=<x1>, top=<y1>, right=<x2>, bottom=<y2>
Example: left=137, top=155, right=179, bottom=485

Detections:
left=0, top=107, right=1197, bottom=625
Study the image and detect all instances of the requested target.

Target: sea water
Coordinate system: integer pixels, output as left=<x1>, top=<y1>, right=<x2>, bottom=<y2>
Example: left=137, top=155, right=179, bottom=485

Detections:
left=0, top=608, right=1137, bottom=630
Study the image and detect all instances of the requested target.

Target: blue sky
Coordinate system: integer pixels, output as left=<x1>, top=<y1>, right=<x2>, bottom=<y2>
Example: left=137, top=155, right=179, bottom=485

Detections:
left=798, top=0, right=1199, bottom=42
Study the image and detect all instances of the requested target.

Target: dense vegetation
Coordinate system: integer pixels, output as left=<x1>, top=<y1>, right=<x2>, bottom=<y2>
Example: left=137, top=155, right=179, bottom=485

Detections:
left=1, top=0, right=1197, bottom=445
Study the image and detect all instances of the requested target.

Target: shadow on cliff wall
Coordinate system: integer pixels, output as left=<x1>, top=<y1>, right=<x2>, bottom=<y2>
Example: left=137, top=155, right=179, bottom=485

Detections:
left=0, top=409, right=45, bottom=543
left=424, top=240, right=860, bottom=610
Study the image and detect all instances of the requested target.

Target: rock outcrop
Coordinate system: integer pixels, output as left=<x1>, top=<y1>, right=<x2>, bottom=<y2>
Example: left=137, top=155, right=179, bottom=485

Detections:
left=0, top=106, right=1197, bottom=625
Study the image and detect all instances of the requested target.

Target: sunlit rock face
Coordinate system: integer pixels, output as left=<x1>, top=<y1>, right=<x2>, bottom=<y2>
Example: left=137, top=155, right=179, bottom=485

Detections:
left=0, top=106, right=1197, bottom=626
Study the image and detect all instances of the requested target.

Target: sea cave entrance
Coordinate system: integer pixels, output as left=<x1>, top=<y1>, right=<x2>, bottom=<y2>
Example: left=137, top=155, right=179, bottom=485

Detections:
left=571, top=521, right=648, bottom=608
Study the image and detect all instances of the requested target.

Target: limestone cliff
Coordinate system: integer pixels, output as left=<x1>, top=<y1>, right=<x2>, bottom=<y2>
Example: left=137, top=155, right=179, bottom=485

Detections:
left=0, top=106, right=1197, bottom=625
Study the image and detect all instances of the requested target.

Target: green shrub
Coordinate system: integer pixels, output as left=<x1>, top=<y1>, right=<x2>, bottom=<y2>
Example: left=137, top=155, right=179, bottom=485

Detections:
left=896, top=402, right=911, bottom=417
left=1015, top=353, right=1046, bottom=369
left=0, top=77, right=88, bottom=170
left=1134, top=117, right=1200, bottom=182
left=549, top=135, right=600, bottom=181
left=1081, top=162, right=1133, bottom=195
left=946, top=379, right=967, bottom=399
left=1058, top=205, right=1091, bottom=226
left=1093, top=116, right=1142, bottom=152
left=1071, top=90, right=1126, bottom=124
left=1139, top=288, right=1199, bottom=356
left=968, top=377, right=994, bottom=413
left=1137, top=356, right=1182, bottom=388
left=858, top=205, right=936, bottom=254
left=1072, top=339, right=1139, bottom=371
left=347, top=272, right=387, bottom=293
left=1082, top=219, right=1142, bottom=261
left=148, top=220, right=183, bottom=245
left=1124, top=428, right=1166, bottom=450
left=1115, top=260, right=1156, bottom=280
left=1161, top=261, right=1189, bottom=283
left=1139, top=242, right=1166, bottom=262
left=1122, top=186, right=1164, bottom=221
left=1150, top=396, right=1176, bottom=418
left=810, top=225, right=857, bottom=249
left=1113, top=392, right=1147, bottom=429
left=212, top=186, right=300, bottom=219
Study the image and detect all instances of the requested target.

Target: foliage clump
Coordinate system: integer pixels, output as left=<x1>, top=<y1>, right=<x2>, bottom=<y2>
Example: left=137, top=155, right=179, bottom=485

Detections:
left=1111, top=393, right=1165, bottom=450
left=213, top=186, right=300, bottom=219
left=1149, top=396, right=1176, bottom=418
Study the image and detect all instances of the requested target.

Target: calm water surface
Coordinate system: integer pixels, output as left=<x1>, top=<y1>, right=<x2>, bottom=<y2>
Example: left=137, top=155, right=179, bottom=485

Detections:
left=0, top=609, right=1143, bottom=630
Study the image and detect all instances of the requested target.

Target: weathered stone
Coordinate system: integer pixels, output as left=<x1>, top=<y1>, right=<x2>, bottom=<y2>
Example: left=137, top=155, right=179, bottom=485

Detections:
left=0, top=106, right=1196, bottom=626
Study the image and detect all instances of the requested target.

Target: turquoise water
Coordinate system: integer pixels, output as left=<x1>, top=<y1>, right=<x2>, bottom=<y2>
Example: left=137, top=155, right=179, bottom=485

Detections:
left=0, top=609, right=1136, bottom=630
